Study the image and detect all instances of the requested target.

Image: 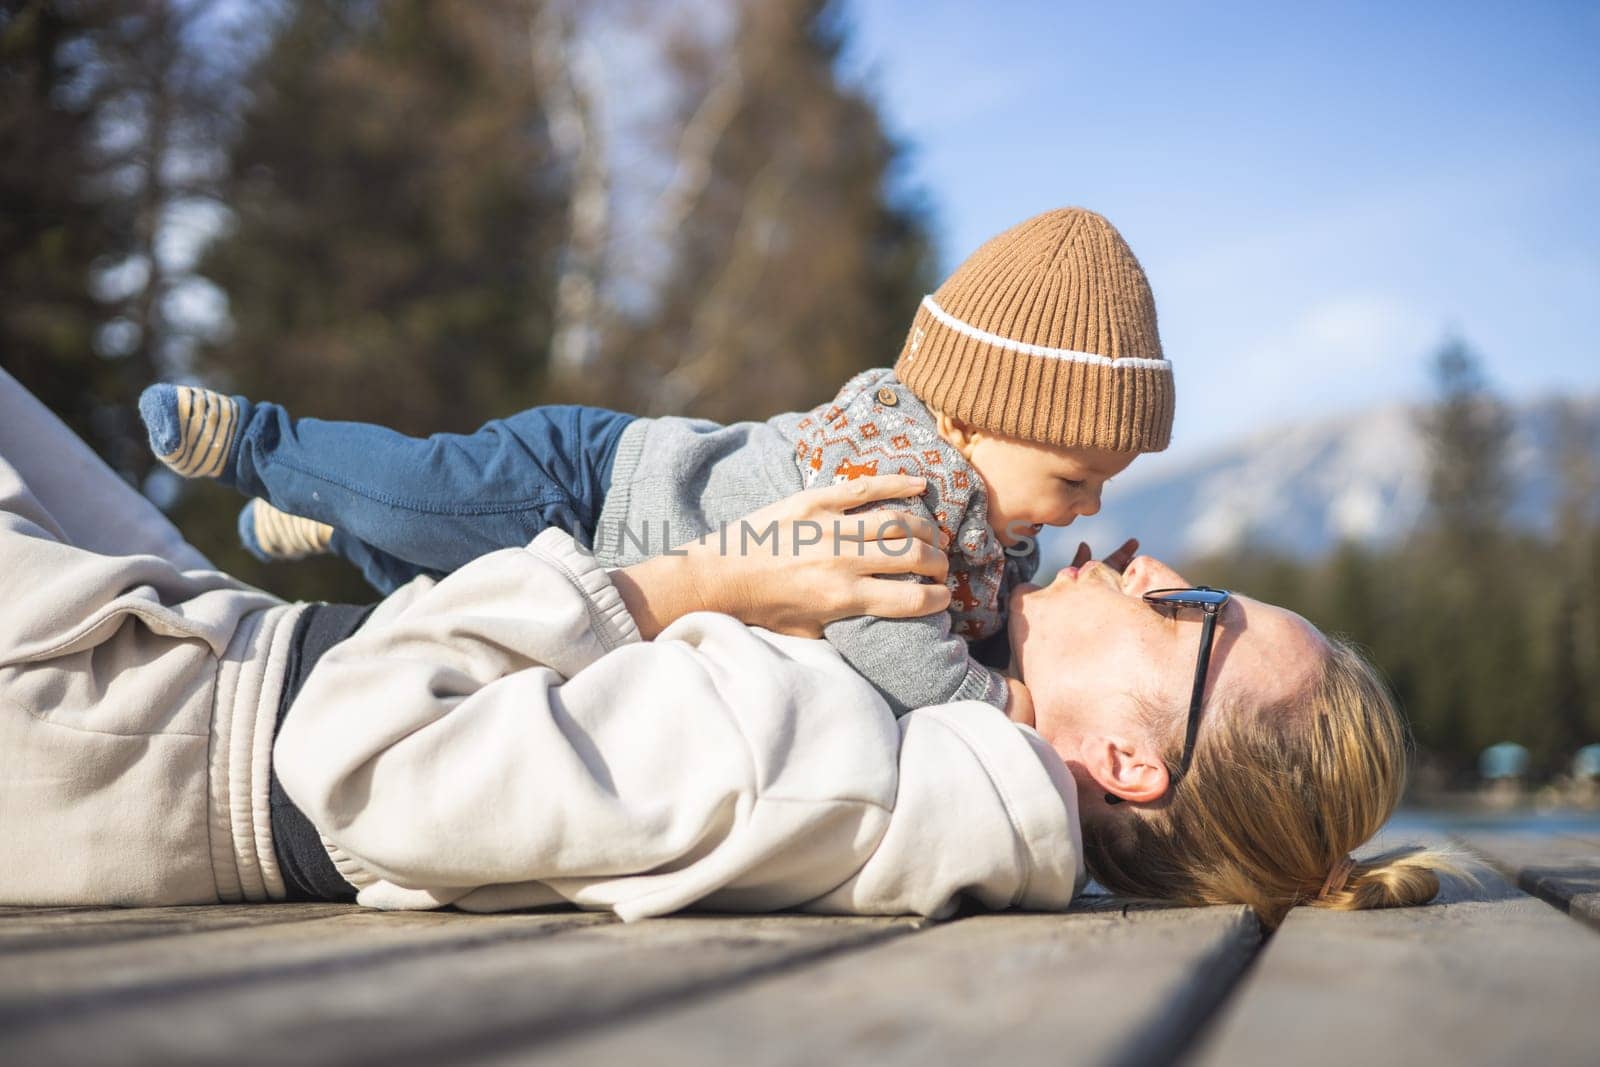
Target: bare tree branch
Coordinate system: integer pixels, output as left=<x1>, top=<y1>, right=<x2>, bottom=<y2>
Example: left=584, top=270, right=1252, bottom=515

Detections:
left=531, top=0, right=610, bottom=376
left=651, top=57, right=743, bottom=244
left=651, top=158, right=788, bottom=415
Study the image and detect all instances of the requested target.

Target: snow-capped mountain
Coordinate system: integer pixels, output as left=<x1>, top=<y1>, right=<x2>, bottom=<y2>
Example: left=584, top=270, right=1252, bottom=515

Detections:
left=1041, top=394, right=1599, bottom=568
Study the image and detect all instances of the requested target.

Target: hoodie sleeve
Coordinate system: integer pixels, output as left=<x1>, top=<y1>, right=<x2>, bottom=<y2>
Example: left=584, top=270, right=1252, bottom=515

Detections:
left=276, top=528, right=1082, bottom=921
left=273, top=528, right=906, bottom=919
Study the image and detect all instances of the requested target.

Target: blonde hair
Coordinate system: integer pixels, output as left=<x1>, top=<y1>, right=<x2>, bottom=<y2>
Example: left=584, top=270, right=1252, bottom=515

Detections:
left=1081, top=635, right=1462, bottom=928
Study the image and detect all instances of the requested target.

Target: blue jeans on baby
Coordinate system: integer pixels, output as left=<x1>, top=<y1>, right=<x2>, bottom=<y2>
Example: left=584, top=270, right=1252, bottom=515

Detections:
left=228, top=399, right=635, bottom=593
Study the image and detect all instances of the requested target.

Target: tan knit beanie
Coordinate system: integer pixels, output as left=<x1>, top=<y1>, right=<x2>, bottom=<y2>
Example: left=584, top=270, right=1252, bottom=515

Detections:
left=893, top=207, right=1172, bottom=453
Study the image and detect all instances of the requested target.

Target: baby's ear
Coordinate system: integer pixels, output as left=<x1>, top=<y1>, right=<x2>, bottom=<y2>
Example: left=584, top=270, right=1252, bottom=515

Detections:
left=933, top=410, right=981, bottom=455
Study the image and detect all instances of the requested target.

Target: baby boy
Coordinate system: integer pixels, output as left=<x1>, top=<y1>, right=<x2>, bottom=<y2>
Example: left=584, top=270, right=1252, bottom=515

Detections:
left=140, top=207, right=1174, bottom=716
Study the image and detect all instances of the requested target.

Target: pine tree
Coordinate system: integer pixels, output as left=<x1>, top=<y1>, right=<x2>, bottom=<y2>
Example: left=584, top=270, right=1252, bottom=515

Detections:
left=85, top=0, right=245, bottom=480
left=1412, top=338, right=1527, bottom=767
left=1543, top=401, right=1600, bottom=765
left=3, top=1, right=240, bottom=483
left=2, top=1, right=122, bottom=468
left=180, top=0, right=570, bottom=598
left=1419, top=337, right=1513, bottom=558
left=194, top=0, right=567, bottom=434
left=596, top=0, right=935, bottom=422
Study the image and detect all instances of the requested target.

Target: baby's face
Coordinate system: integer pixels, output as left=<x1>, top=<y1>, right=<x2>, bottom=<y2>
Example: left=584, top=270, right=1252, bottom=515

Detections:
left=959, top=433, right=1137, bottom=547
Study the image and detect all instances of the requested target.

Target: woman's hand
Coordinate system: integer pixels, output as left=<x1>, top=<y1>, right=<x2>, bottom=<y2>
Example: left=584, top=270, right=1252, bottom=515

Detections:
left=613, top=475, right=952, bottom=639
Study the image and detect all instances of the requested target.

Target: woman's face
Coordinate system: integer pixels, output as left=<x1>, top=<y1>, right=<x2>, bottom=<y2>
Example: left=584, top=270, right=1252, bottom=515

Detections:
left=1007, top=554, right=1327, bottom=767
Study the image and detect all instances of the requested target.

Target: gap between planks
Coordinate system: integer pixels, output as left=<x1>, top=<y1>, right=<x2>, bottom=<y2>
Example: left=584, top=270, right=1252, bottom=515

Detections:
left=1192, top=833, right=1600, bottom=1067
left=0, top=902, right=365, bottom=952
left=1452, top=830, right=1600, bottom=929
left=493, top=906, right=1262, bottom=1067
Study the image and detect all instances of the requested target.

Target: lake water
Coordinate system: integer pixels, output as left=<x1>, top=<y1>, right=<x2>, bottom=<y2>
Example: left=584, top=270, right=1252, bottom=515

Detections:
left=1387, top=808, right=1600, bottom=836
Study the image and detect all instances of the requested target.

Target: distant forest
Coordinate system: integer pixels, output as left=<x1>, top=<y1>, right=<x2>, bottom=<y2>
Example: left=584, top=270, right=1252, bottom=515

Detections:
left=3, top=0, right=935, bottom=598
left=1197, top=342, right=1599, bottom=786
left=4, top=1, right=1595, bottom=783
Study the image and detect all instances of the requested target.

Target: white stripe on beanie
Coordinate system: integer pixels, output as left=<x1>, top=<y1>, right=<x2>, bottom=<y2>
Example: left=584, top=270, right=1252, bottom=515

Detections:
left=921, top=296, right=1170, bottom=370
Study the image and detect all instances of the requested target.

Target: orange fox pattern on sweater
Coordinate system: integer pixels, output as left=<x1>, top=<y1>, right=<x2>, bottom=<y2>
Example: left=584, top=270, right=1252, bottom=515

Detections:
left=832, top=458, right=880, bottom=480
left=781, top=369, right=1034, bottom=642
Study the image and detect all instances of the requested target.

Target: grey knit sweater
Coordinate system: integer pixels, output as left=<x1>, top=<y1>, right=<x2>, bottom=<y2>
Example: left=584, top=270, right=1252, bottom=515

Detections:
left=592, top=369, right=1037, bottom=714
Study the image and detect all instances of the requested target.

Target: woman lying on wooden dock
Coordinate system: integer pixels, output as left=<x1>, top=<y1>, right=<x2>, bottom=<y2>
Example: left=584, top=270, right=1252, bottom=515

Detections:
left=2, top=368, right=1447, bottom=928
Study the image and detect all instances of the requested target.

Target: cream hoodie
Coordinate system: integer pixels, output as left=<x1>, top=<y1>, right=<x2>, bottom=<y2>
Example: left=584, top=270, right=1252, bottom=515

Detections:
left=0, top=368, right=300, bottom=906
left=276, top=529, right=1085, bottom=921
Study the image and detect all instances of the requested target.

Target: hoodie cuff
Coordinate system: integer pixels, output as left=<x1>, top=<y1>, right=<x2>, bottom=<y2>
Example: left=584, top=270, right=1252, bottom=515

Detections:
left=527, top=527, right=642, bottom=651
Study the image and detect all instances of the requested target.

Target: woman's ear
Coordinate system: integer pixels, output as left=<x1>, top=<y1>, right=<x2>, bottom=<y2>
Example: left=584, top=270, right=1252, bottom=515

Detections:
left=1079, top=733, right=1170, bottom=805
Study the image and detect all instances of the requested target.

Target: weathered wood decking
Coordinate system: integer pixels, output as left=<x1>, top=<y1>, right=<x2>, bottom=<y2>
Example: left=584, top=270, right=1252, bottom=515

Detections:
left=2, top=831, right=1596, bottom=1066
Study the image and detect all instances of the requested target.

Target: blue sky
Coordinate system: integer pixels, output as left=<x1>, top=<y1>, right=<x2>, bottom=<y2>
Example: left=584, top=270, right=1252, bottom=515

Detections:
left=845, top=0, right=1599, bottom=456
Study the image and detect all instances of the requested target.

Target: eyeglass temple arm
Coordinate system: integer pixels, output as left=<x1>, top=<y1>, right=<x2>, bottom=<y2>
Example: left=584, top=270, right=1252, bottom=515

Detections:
left=1180, top=608, right=1222, bottom=767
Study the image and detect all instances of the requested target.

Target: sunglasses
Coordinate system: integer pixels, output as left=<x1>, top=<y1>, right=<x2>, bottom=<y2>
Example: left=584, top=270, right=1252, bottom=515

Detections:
left=1142, top=585, right=1232, bottom=782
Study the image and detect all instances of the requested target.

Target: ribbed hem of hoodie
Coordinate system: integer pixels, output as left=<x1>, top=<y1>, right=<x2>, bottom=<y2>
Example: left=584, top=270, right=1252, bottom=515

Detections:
left=318, top=838, right=472, bottom=911
left=529, top=526, right=642, bottom=650
left=320, top=836, right=380, bottom=893
left=207, top=601, right=307, bottom=903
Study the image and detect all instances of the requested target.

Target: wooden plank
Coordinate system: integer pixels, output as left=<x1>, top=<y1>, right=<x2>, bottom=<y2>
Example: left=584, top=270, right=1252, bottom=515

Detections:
left=0, top=906, right=111, bottom=917
left=1454, top=831, right=1600, bottom=928
left=0, top=903, right=362, bottom=952
left=0, top=909, right=602, bottom=1009
left=1193, top=863, right=1600, bottom=1067
left=504, top=905, right=1260, bottom=1067
left=0, top=912, right=917, bottom=1067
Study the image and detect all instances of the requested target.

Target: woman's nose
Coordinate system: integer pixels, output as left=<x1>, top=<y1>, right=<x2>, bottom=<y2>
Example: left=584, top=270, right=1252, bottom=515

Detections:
left=1123, top=555, right=1187, bottom=594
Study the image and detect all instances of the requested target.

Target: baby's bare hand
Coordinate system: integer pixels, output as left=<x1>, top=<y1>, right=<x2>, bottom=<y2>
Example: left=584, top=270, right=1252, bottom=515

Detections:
left=1071, top=537, right=1139, bottom=574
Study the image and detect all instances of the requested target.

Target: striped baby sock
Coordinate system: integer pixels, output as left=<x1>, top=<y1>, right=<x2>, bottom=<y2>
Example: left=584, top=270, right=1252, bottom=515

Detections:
left=239, top=499, right=334, bottom=561
left=139, top=384, right=241, bottom=480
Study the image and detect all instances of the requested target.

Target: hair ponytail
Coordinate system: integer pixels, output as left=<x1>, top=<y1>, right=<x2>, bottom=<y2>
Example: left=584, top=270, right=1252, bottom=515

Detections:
left=1313, top=846, right=1470, bottom=912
